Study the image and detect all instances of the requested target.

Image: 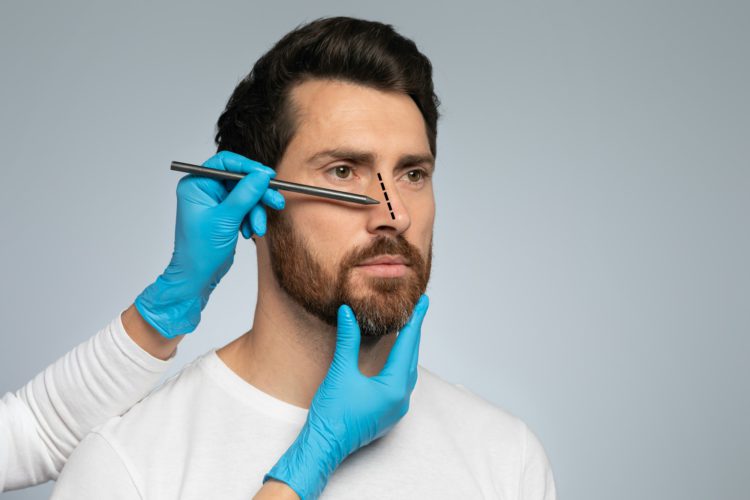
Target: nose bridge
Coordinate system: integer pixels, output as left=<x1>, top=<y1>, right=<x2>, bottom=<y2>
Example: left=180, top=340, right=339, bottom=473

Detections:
left=366, top=171, right=411, bottom=233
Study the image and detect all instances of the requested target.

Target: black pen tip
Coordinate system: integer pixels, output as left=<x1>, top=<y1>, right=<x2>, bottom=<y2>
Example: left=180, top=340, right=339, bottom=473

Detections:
left=364, top=197, right=380, bottom=205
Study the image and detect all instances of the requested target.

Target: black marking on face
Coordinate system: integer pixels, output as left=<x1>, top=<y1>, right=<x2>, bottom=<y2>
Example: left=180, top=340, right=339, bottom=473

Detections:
left=377, top=172, right=396, bottom=220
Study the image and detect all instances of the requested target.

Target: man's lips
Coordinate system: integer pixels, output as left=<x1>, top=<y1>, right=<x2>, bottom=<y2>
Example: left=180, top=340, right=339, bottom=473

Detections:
left=355, top=254, right=410, bottom=278
left=356, top=254, right=409, bottom=266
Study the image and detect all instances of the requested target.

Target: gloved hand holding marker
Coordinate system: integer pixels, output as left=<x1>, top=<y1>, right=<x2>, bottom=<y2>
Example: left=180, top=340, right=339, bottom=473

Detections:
left=135, top=151, right=286, bottom=339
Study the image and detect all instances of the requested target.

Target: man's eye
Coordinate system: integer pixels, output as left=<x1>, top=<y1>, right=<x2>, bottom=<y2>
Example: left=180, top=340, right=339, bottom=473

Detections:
left=332, top=166, right=353, bottom=179
left=405, top=169, right=426, bottom=183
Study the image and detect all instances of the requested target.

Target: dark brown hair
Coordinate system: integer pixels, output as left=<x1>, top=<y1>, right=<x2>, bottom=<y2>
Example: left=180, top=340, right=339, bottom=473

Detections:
left=215, top=16, right=440, bottom=167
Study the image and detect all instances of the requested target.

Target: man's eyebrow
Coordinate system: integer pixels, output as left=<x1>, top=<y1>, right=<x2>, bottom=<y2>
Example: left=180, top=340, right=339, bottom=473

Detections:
left=307, top=148, right=435, bottom=170
left=307, top=148, right=375, bottom=165
left=397, top=153, right=435, bottom=171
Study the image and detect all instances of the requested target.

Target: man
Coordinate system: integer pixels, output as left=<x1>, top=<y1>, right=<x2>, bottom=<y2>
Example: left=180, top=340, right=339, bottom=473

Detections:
left=52, top=17, right=556, bottom=499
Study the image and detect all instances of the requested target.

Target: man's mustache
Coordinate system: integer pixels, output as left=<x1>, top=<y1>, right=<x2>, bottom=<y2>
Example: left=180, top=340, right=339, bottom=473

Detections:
left=342, top=235, right=425, bottom=270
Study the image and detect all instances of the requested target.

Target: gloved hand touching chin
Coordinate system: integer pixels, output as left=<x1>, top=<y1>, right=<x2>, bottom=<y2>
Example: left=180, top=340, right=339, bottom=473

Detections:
left=135, top=150, right=284, bottom=339
left=263, top=295, right=430, bottom=500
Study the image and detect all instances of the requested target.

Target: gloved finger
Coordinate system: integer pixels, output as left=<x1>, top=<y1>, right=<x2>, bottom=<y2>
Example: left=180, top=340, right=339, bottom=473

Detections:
left=176, top=173, right=228, bottom=206
left=205, top=150, right=276, bottom=177
left=240, top=216, right=252, bottom=239
left=250, top=204, right=267, bottom=237
left=262, top=188, right=285, bottom=210
left=332, top=304, right=362, bottom=373
left=194, top=152, right=272, bottom=204
left=378, top=295, right=429, bottom=382
left=219, top=176, right=283, bottom=212
left=219, top=170, right=272, bottom=222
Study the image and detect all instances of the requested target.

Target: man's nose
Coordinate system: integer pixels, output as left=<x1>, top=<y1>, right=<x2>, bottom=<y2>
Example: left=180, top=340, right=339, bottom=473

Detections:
left=364, top=174, right=411, bottom=236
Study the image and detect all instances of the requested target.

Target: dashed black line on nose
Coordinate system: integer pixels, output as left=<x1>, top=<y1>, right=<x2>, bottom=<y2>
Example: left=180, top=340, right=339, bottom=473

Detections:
left=376, top=172, right=396, bottom=220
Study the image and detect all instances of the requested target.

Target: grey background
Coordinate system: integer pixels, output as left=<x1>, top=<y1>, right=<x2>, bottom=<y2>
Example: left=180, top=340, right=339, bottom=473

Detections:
left=1, top=1, right=748, bottom=499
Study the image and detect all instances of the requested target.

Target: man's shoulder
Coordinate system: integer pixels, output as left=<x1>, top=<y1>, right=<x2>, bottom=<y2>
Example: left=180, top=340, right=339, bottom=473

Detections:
left=414, top=365, right=527, bottom=437
left=415, top=365, right=517, bottom=417
left=411, top=365, right=554, bottom=492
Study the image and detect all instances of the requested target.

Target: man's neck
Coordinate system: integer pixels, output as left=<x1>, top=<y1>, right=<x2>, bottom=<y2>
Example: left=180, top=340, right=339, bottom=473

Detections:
left=217, top=283, right=396, bottom=409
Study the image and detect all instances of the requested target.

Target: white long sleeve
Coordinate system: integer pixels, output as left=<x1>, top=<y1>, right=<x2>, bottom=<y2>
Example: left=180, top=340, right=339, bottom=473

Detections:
left=0, top=311, right=173, bottom=491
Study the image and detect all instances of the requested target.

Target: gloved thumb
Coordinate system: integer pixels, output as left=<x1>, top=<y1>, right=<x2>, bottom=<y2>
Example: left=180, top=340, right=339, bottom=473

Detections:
left=218, top=170, right=271, bottom=223
left=332, top=304, right=361, bottom=373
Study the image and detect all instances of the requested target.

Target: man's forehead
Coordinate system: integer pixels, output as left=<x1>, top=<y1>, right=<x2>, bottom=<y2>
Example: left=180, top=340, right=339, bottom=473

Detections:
left=286, top=80, right=434, bottom=169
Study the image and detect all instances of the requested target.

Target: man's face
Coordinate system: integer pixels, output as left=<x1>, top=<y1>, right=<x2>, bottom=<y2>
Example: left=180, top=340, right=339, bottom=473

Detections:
left=264, top=79, right=435, bottom=337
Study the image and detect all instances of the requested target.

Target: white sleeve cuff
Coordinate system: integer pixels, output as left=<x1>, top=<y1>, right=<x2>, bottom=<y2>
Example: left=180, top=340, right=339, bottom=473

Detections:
left=110, top=309, right=176, bottom=374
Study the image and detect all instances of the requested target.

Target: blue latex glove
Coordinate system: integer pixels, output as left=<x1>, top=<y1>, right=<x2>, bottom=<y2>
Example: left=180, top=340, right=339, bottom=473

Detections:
left=263, top=294, right=430, bottom=499
left=134, top=151, right=284, bottom=338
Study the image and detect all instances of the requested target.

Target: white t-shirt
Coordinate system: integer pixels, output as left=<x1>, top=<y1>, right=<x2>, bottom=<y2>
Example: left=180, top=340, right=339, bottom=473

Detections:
left=0, top=313, right=172, bottom=492
left=51, top=349, right=556, bottom=499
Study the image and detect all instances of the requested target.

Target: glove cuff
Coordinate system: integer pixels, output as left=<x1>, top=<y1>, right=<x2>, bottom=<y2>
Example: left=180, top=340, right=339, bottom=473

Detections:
left=134, top=275, right=209, bottom=338
left=262, top=422, right=341, bottom=500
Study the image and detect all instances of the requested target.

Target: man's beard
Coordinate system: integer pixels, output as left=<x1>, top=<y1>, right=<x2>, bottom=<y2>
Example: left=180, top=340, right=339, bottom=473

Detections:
left=266, top=210, right=432, bottom=338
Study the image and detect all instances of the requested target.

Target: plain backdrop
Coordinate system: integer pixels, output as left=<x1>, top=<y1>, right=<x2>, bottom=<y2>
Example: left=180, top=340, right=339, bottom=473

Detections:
left=1, top=1, right=748, bottom=499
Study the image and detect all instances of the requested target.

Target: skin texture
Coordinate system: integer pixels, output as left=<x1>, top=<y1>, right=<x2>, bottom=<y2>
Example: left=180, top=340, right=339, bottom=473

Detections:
left=218, top=78, right=435, bottom=409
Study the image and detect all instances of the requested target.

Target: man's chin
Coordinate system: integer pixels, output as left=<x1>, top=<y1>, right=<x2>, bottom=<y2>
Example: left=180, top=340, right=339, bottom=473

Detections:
left=340, top=282, right=423, bottom=334
left=345, top=274, right=417, bottom=298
